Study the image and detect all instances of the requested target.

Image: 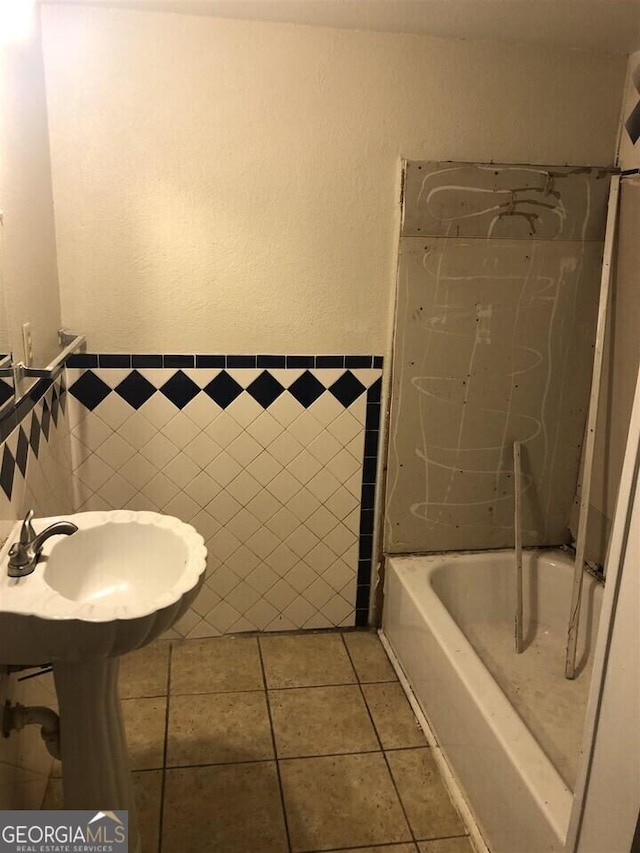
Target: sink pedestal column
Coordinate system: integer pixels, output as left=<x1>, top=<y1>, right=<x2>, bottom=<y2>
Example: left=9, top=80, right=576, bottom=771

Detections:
left=53, top=658, right=140, bottom=853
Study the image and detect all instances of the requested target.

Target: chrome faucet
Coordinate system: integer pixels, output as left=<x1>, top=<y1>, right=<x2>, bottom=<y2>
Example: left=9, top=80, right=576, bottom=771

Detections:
left=7, top=510, right=78, bottom=578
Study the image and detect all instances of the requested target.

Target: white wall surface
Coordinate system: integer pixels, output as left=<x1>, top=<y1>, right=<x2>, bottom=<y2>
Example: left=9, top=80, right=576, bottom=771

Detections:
left=41, top=5, right=625, bottom=354
left=0, top=8, right=62, bottom=366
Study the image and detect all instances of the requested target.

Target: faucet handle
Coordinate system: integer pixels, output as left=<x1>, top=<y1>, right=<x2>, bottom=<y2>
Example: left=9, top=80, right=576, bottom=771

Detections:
left=19, top=510, right=35, bottom=546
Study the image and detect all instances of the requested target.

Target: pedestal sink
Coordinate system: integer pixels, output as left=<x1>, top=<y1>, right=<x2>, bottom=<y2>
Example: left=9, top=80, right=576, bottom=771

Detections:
left=0, top=510, right=207, bottom=853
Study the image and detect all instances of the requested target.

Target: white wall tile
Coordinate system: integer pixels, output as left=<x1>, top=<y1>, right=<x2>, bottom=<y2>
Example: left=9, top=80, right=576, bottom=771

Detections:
left=63, top=364, right=382, bottom=637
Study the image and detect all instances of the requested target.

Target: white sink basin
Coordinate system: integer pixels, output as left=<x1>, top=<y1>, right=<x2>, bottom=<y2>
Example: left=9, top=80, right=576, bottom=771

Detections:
left=0, top=510, right=207, bottom=663
left=0, top=509, right=206, bottom=847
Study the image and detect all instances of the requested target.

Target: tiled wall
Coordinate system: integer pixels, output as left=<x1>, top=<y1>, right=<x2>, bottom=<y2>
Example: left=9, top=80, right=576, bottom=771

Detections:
left=0, top=373, right=74, bottom=808
left=66, top=354, right=383, bottom=637
left=0, top=373, right=74, bottom=540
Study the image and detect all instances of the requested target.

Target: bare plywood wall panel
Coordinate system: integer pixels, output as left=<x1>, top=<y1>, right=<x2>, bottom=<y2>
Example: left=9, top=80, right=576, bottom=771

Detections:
left=386, top=162, right=609, bottom=553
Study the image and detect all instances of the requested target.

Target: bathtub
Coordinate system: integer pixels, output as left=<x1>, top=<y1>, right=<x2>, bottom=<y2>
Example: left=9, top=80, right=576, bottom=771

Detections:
left=382, top=548, right=602, bottom=853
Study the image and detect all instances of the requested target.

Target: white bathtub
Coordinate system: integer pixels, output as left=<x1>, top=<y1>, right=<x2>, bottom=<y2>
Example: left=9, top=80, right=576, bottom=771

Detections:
left=382, top=548, right=602, bottom=853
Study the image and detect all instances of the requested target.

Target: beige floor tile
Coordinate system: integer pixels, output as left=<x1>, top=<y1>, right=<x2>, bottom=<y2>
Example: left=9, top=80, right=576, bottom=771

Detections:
left=170, top=637, right=263, bottom=694
left=280, top=752, right=411, bottom=852
left=363, top=682, right=427, bottom=749
left=123, top=697, right=167, bottom=771
left=119, top=641, right=170, bottom=699
left=270, top=685, right=379, bottom=757
left=387, top=748, right=466, bottom=841
left=260, top=633, right=356, bottom=688
left=134, top=770, right=163, bottom=853
left=418, top=838, right=474, bottom=853
left=343, top=631, right=398, bottom=682
left=167, top=691, right=273, bottom=766
left=43, top=770, right=162, bottom=853
left=162, top=761, right=287, bottom=853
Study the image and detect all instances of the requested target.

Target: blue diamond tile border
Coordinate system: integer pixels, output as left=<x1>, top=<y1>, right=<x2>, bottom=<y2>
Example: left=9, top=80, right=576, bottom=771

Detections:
left=0, top=354, right=383, bottom=627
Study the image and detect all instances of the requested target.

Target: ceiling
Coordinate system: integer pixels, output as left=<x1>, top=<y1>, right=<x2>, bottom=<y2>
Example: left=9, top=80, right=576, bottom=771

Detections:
left=41, top=0, right=640, bottom=55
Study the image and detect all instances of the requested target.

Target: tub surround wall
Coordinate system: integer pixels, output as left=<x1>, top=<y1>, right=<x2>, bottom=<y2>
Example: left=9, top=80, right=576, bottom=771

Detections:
left=66, top=355, right=382, bottom=635
left=0, top=374, right=74, bottom=808
left=386, top=162, right=608, bottom=553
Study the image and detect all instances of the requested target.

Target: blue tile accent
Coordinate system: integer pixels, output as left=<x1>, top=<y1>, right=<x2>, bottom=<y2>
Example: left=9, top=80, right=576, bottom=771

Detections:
left=164, top=355, right=194, bottom=368
left=115, top=371, right=156, bottom=410
left=132, top=355, right=163, bottom=368
left=69, top=371, right=111, bottom=411
left=345, top=356, right=372, bottom=368
left=204, top=371, right=243, bottom=409
left=364, top=427, right=379, bottom=458
left=362, top=456, right=377, bottom=485
left=51, top=389, right=59, bottom=426
left=329, top=372, right=366, bottom=407
left=0, top=445, right=15, bottom=500
left=288, top=371, right=325, bottom=408
left=227, top=355, right=257, bottom=368
left=160, top=371, right=200, bottom=409
left=316, top=356, right=344, bottom=368
left=257, top=355, right=286, bottom=368
left=29, top=412, right=41, bottom=458
left=15, top=427, right=29, bottom=477
left=247, top=371, right=285, bottom=408
left=67, top=353, right=98, bottom=368
left=41, top=400, right=51, bottom=441
left=0, top=380, right=13, bottom=408
left=99, top=354, right=131, bottom=368
left=373, top=356, right=384, bottom=369
left=286, top=356, right=314, bottom=368
left=196, top=355, right=225, bottom=368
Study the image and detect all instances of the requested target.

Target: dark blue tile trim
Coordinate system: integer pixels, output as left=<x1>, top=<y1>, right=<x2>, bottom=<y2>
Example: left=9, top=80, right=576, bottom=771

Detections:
left=227, top=355, right=257, bottom=368
left=0, top=375, right=65, bottom=502
left=67, top=353, right=98, bottom=368
left=257, top=355, right=286, bottom=368
left=355, top=381, right=383, bottom=627
left=99, top=354, right=131, bottom=368
left=132, top=354, right=163, bottom=368
left=345, top=355, right=373, bottom=368
left=66, top=353, right=383, bottom=370
left=163, top=355, right=194, bottom=368
left=196, top=355, right=225, bottom=368
left=286, top=356, right=314, bottom=368
left=316, top=356, right=345, bottom=368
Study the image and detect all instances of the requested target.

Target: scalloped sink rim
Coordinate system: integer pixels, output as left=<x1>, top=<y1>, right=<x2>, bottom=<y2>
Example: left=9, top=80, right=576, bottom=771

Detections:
left=0, top=510, right=207, bottom=623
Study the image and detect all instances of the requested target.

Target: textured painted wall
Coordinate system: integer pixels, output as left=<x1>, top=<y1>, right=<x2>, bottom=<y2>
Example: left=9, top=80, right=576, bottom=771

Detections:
left=386, top=163, right=607, bottom=553
left=0, top=7, right=62, bottom=367
left=40, top=5, right=625, bottom=354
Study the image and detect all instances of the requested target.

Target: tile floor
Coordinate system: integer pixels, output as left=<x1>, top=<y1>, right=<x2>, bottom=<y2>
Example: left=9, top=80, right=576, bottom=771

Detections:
left=44, top=630, right=475, bottom=853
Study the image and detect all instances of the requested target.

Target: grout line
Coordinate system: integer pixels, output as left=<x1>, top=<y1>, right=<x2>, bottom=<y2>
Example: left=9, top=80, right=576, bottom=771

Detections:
left=257, top=636, right=293, bottom=853
left=303, top=842, right=420, bottom=853
left=156, top=641, right=174, bottom=853
left=341, top=633, right=417, bottom=844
